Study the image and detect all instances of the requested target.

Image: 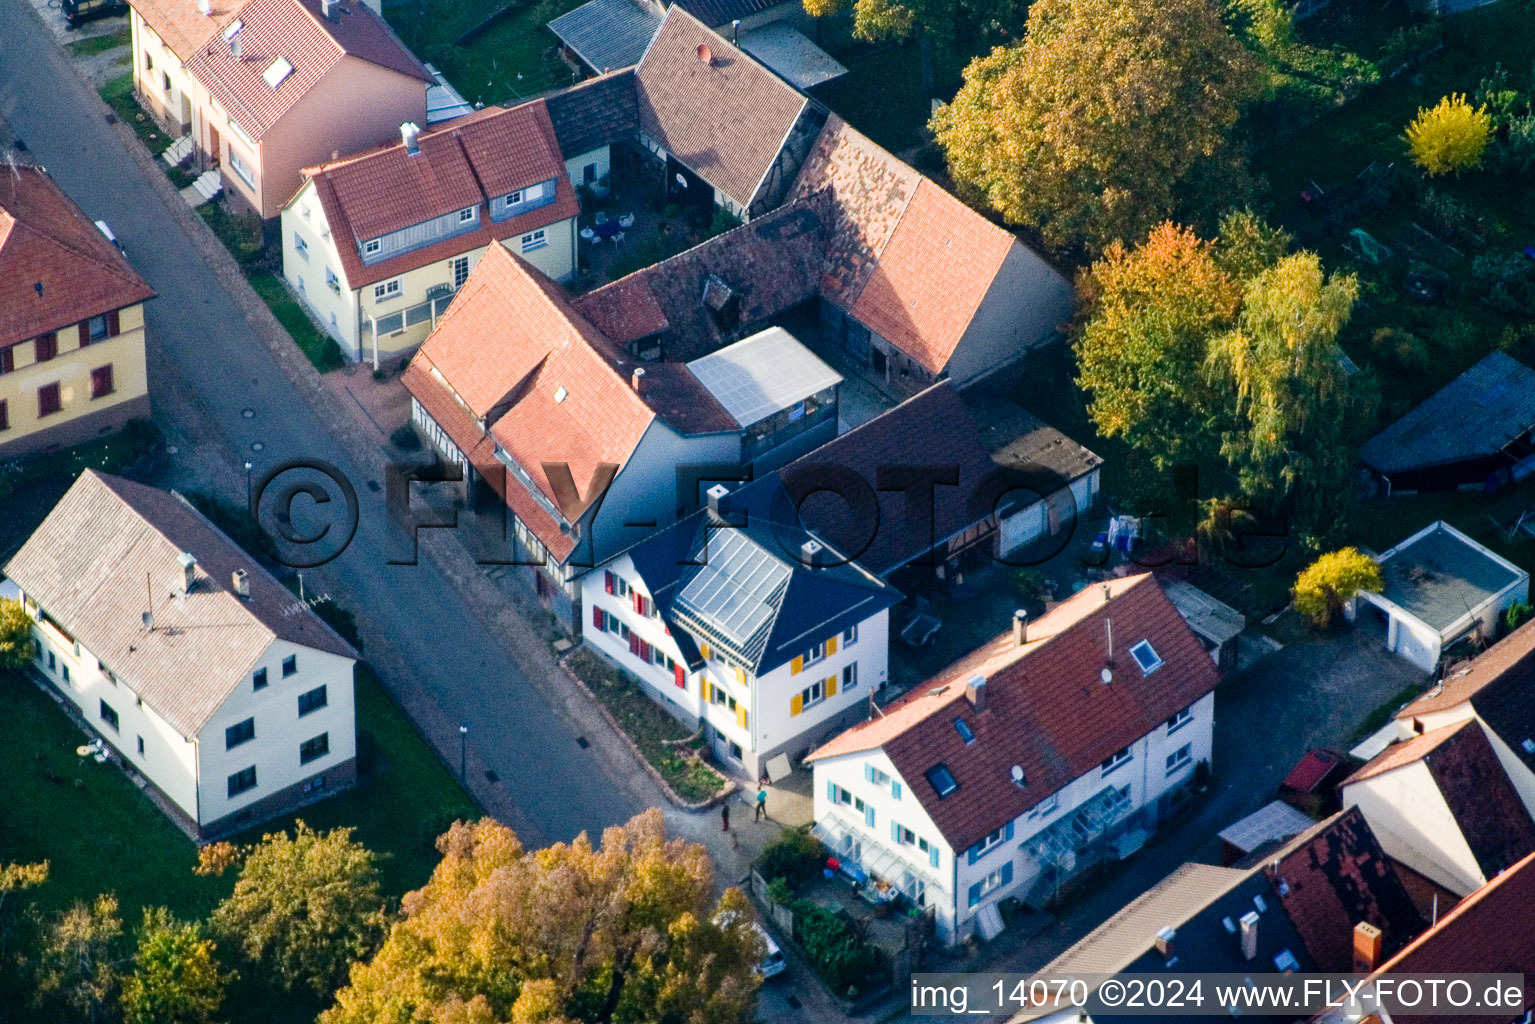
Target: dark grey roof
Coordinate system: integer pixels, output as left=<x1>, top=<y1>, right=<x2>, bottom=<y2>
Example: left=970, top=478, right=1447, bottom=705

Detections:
left=1468, top=647, right=1535, bottom=777
left=544, top=70, right=640, bottom=158
left=1360, top=351, right=1535, bottom=475
left=626, top=487, right=900, bottom=674
left=548, top=0, right=661, bottom=75
left=964, top=389, right=1103, bottom=485
left=1376, top=522, right=1527, bottom=633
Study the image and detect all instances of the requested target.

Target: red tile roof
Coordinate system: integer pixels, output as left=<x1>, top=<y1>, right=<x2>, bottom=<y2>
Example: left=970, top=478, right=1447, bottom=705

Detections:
left=131, top=0, right=236, bottom=60
left=301, top=101, right=579, bottom=288
left=406, top=245, right=660, bottom=554
left=790, top=116, right=1026, bottom=375
left=187, top=0, right=429, bottom=141
left=569, top=273, right=670, bottom=342
left=808, top=574, right=1220, bottom=851
left=1400, top=617, right=1535, bottom=718
left=1268, top=807, right=1426, bottom=972
left=848, top=181, right=1020, bottom=375
left=1359, top=849, right=1535, bottom=1024
left=1282, top=748, right=1345, bottom=794
left=633, top=8, right=807, bottom=209
left=0, top=166, right=155, bottom=350
left=1347, top=720, right=1535, bottom=883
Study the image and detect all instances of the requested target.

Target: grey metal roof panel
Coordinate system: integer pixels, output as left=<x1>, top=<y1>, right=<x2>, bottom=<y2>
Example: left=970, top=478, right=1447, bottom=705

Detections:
left=1377, top=523, right=1527, bottom=632
left=685, top=326, right=840, bottom=427
left=1360, top=351, right=1535, bottom=474
left=738, top=22, right=847, bottom=90
left=549, top=0, right=661, bottom=75
left=2, top=472, right=357, bottom=737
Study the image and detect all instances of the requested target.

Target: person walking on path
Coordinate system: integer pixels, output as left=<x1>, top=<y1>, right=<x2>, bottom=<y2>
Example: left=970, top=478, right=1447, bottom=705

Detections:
left=721, top=803, right=730, bottom=831
left=755, top=786, right=768, bottom=821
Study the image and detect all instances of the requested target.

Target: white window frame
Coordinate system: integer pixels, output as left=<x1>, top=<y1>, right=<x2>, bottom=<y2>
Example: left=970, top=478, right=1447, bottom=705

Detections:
left=1166, top=707, right=1193, bottom=734
left=363, top=238, right=382, bottom=256
left=974, top=825, right=1005, bottom=856
left=293, top=232, right=309, bottom=260
left=798, top=679, right=824, bottom=710
left=1101, top=746, right=1132, bottom=776
left=1130, top=639, right=1164, bottom=674
left=373, top=278, right=402, bottom=302
left=842, top=624, right=858, bottom=646
left=503, top=189, right=522, bottom=206
left=842, top=662, right=858, bottom=689
left=458, top=206, right=477, bottom=224
left=1030, top=793, right=1059, bottom=818
left=521, top=229, right=547, bottom=253
left=227, top=147, right=254, bottom=186
left=453, top=255, right=470, bottom=288
left=976, top=864, right=1007, bottom=899
left=1165, top=743, right=1193, bottom=776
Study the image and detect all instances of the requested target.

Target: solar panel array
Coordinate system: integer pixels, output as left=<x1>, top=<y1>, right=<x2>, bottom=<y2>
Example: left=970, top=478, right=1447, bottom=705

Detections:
left=675, top=528, right=791, bottom=658
left=686, top=327, right=841, bottom=428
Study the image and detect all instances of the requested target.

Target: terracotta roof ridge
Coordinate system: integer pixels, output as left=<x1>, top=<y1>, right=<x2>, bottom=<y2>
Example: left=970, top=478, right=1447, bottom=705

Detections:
left=450, top=130, right=492, bottom=206
left=1345, top=719, right=1475, bottom=784
left=1371, top=847, right=1535, bottom=974
left=289, top=0, right=348, bottom=61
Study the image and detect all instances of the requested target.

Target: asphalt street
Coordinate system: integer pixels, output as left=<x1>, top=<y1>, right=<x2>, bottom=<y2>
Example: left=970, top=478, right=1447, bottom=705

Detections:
left=0, top=0, right=647, bottom=850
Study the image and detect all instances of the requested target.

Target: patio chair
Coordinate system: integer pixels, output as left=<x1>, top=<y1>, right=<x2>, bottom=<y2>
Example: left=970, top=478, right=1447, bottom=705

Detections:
left=618, top=213, right=635, bottom=228
left=612, top=231, right=625, bottom=246
left=595, top=211, right=607, bottom=225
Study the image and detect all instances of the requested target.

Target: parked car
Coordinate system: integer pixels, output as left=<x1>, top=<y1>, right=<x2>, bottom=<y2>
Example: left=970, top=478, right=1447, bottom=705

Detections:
left=62, top=0, right=128, bottom=30
left=94, top=220, right=126, bottom=258
left=753, top=923, right=786, bottom=980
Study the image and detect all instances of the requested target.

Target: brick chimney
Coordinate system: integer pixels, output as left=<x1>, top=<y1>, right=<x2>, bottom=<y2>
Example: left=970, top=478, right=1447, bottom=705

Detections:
left=1154, top=926, right=1176, bottom=962
left=1352, top=921, right=1383, bottom=973
left=964, top=673, right=986, bottom=712
left=1239, top=911, right=1260, bottom=961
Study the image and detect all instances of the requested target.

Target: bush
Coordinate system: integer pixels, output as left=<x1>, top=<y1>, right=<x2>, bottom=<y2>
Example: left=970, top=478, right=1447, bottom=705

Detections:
left=390, top=423, right=423, bottom=451
left=1293, top=547, right=1383, bottom=627
left=790, top=902, right=883, bottom=993
left=1010, top=569, right=1051, bottom=604
left=1473, top=253, right=1535, bottom=316
left=755, top=828, right=825, bottom=889
left=1506, top=600, right=1535, bottom=634
left=0, top=598, right=36, bottom=671
left=1405, top=94, right=1492, bottom=176
left=1369, top=327, right=1429, bottom=372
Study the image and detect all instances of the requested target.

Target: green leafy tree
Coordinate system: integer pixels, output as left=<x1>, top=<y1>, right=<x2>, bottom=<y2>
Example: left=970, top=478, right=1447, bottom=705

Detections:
left=1074, top=221, right=1240, bottom=469
left=209, top=821, right=385, bottom=997
left=33, top=894, right=125, bottom=1024
left=0, top=598, right=36, bottom=672
left=1406, top=94, right=1492, bottom=176
left=322, top=811, right=764, bottom=1024
left=931, top=0, right=1261, bottom=254
left=1505, top=599, right=1535, bottom=634
left=1293, top=548, right=1383, bottom=627
left=121, top=908, right=234, bottom=1024
left=1204, top=252, right=1364, bottom=547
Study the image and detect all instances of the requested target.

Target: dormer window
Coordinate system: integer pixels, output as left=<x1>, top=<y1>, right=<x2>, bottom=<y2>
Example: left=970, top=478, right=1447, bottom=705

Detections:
left=1129, top=640, right=1163, bottom=674
left=262, top=57, right=293, bottom=89
left=925, top=764, right=958, bottom=798
left=458, top=207, right=477, bottom=224
left=503, top=190, right=522, bottom=206
left=363, top=239, right=381, bottom=256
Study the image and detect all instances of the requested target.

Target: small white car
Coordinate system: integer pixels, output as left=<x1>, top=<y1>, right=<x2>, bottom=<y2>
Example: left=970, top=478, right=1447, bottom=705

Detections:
left=754, top=923, right=786, bottom=980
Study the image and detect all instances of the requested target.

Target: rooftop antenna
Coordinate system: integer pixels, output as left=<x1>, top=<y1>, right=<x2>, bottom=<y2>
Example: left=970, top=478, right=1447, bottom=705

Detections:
left=142, top=573, right=155, bottom=632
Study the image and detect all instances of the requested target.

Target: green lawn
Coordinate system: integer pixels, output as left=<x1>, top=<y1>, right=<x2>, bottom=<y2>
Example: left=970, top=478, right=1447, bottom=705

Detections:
left=68, top=28, right=131, bottom=56
left=0, top=667, right=475, bottom=1022
left=565, top=648, right=724, bottom=803
left=382, top=0, right=585, bottom=106
left=247, top=271, right=346, bottom=373
left=99, top=71, right=174, bottom=155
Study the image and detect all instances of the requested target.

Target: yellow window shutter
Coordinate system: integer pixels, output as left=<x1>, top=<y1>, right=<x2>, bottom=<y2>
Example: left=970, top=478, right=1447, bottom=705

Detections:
left=827, top=636, right=838, bottom=656
left=701, top=679, right=711, bottom=703
left=791, top=655, right=804, bottom=676
left=701, top=643, right=711, bottom=660
left=826, top=675, right=838, bottom=698
left=790, top=693, right=803, bottom=716
left=734, top=665, right=746, bottom=684
left=736, top=705, right=748, bottom=729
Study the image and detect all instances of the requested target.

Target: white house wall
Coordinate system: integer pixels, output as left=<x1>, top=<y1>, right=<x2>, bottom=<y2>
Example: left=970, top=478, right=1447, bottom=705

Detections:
left=942, top=242, right=1073, bottom=388
left=751, top=610, right=888, bottom=762
left=999, top=470, right=1100, bottom=557
left=564, top=146, right=611, bottom=194
left=810, top=690, right=1214, bottom=946
left=130, top=13, right=197, bottom=131
left=1343, top=763, right=1485, bottom=896
left=283, top=181, right=359, bottom=354
left=28, top=611, right=200, bottom=821
left=195, top=639, right=356, bottom=825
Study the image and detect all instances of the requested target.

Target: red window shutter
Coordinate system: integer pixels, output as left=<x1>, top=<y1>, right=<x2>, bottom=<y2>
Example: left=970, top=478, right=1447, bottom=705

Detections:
left=78, top=323, right=90, bottom=347
left=639, top=639, right=651, bottom=660
left=593, top=606, right=604, bottom=629
left=629, top=633, right=639, bottom=655
left=674, top=664, right=685, bottom=689
left=106, top=310, right=120, bottom=337
left=604, top=571, right=614, bottom=594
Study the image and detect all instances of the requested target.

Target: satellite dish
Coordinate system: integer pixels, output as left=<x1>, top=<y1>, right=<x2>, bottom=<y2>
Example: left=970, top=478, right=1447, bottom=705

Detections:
left=1100, top=667, right=1113, bottom=685
left=1010, top=765, right=1025, bottom=786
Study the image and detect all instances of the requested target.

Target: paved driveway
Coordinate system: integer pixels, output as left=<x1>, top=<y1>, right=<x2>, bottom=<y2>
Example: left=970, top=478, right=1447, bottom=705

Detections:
left=0, top=0, right=651, bottom=850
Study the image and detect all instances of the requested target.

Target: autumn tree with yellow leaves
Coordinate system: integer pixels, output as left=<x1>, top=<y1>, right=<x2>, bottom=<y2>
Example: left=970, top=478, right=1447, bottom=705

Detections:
left=932, top=0, right=1261, bottom=255
left=1406, top=94, right=1493, bottom=176
left=322, top=810, right=765, bottom=1024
